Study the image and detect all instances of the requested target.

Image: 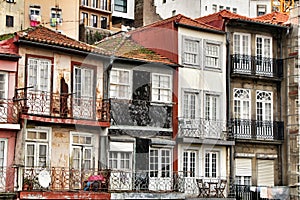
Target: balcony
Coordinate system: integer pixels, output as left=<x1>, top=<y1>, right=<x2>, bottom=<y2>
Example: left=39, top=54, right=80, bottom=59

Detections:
left=231, top=54, right=283, bottom=80
left=0, top=99, right=19, bottom=124
left=16, top=91, right=110, bottom=126
left=178, top=118, right=227, bottom=140
left=235, top=185, right=289, bottom=200
left=231, top=119, right=284, bottom=141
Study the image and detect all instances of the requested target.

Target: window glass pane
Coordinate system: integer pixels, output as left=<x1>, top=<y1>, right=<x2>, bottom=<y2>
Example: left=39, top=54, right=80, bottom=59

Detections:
left=26, top=144, right=35, bottom=167
left=0, top=141, right=5, bottom=167
left=39, top=145, right=47, bottom=167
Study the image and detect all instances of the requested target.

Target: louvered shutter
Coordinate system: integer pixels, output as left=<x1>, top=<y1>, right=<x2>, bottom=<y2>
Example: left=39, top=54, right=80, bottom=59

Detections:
left=257, top=159, right=274, bottom=186
left=235, top=158, right=252, bottom=176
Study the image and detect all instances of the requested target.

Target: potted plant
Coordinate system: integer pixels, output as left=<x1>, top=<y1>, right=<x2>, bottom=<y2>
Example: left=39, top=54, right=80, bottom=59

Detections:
left=23, top=177, right=36, bottom=191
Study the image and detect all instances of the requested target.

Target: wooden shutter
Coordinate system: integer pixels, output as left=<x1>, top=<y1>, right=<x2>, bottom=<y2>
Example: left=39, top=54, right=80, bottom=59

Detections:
left=257, top=159, right=274, bottom=186
left=235, top=158, right=252, bottom=176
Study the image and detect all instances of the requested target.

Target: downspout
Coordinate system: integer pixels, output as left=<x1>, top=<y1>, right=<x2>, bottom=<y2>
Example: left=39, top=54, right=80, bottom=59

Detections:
left=226, top=31, right=234, bottom=197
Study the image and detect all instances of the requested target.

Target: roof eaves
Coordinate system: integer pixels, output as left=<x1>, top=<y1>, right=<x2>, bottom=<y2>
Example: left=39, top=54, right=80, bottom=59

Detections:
left=175, top=22, right=224, bottom=34
left=114, top=56, right=182, bottom=68
left=233, top=18, right=289, bottom=29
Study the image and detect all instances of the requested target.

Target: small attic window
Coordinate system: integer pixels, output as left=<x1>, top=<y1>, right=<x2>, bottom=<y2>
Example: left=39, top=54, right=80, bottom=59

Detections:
left=257, top=5, right=267, bottom=16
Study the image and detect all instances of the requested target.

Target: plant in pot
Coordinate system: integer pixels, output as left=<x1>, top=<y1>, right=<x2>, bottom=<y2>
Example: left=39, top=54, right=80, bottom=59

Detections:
left=23, top=177, right=36, bottom=191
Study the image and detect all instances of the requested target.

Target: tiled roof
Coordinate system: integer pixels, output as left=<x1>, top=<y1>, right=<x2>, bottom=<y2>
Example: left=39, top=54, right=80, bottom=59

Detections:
left=95, top=32, right=178, bottom=65
left=196, top=9, right=289, bottom=26
left=15, top=26, right=106, bottom=54
left=0, top=37, right=19, bottom=56
left=133, top=14, right=223, bottom=33
left=254, top=11, right=289, bottom=24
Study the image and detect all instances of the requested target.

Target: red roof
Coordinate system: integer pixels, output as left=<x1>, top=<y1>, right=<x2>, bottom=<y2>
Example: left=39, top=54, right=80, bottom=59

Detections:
left=196, top=9, right=289, bottom=28
left=0, top=37, right=19, bottom=56
left=15, top=26, right=106, bottom=54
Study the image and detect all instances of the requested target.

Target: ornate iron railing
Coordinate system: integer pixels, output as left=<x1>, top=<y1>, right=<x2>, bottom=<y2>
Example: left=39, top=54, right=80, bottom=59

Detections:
left=235, top=185, right=289, bottom=200
left=178, top=118, right=227, bottom=139
left=0, top=167, right=16, bottom=192
left=231, top=54, right=283, bottom=78
left=231, top=119, right=284, bottom=141
left=15, top=91, right=110, bottom=122
left=0, top=99, right=19, bottom=124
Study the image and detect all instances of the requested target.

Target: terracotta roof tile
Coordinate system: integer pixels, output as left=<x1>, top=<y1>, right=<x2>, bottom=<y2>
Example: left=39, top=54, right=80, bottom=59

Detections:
left=15, top=26, right=107, bottom=54
left=196, top=9, right=289, bottom=26
left=96, top=33, right=178, bottom=65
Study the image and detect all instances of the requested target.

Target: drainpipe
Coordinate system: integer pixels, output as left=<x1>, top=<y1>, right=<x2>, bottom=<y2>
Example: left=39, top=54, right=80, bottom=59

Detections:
left=226, top=31, right=234, bottom=197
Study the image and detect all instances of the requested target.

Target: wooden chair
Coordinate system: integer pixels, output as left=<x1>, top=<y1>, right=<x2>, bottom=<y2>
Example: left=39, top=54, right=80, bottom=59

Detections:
left=196, top=179, right=210, bottom=198
left=215, top=179, right=227, bottom=198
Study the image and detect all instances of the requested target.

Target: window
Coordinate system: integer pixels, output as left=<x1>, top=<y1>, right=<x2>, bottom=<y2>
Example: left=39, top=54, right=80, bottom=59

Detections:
left=82, top=0, right=88, bottom=6
left=114, top=0, right=127, bottom=12
left=256, top=35, right=272, bottom=74
left=81, top=12, right=88, bottom=25
left=204, top=41, right=221, bottom=69
left=219, top=5, right=224, bottom=11
left=73, top=66, right=93, bottom=99
left=91, top=14, right=98, bottom=27
left=6, top=15, right=13, bottom=27
left=257, top=160, right=274, bottom=186
left=152, top=74, right=172, bottom=102
left=0, top=72, right=8, bottom=99
left=183, top=151, right=196, bottom=177
left=256, top=90, right=272, bottom=121
left=212, top=4, right=217, bottom=13
left=172, top=10, right=176, bottom=16
left=205, top=94, right=219, bottom=120
left=6, top=0, right=14, bottom=3
left=25, top=128, right=50, bottom=168
left=101, top=16, right=107, bottom=29
left=92, top=0, right=98, bottom=8
left=163, top=0, right=166, bottom=3
left=109, top=152, right=132, bottom=169
left=233, top=89, right=250, bottom=119
left=110, top=69, right=130, bottom=99
left=27, top=58, right=51, bottom=92
left=233, top=33, right=250, bottom=55
left=100, top=0, right=108, bottom=10
left=183, top=91, right=199, bottom=119
left=71, top=133, right=93, bottom=170
left=183, top=38, right=200, bottom=65
left=235, top=158, right=252, bottom=185
left=150, top=148, right=172, bottom=178
left=0, top=139, right=7, bottom=167
left=50, top=8, right=62, bottom=27
left=205, top=151, right=218, bottom=178
left=232, top=8, right=237, bottom=13
left=257, top=5, right=267, bottom=16
left=226, top=7, right=230, bottom=10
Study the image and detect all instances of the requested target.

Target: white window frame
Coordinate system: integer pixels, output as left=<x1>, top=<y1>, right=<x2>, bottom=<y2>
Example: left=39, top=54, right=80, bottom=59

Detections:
left=27, top=57, right=51, bottom=92
left=235, top=158, right=252, bottom=185
left=0, top=72, right=8, bottom=99
left=212, top=4, right=217, bottom=13
left=92, top=0, right=98, bottom=8
left=204, top=151, right=219, bottom=178
left=25, top=127, right=50, bottom=168
left=70, top=132, right=94, bottom=170
left=114, top=0, right=127, bottom=13
left=257, top=5, right=267, bottom=16
left=151, top=73, right=172, bottom=103
left=183, top=90, right=200, bottom=119
left=149, top=148, right=172, bottom=178
left=204, top=40, right=222, bottom=70
left=73, top=66, right=94, bottom=98
left=256, top=35, right=272, bottom=59
left=183, top=150, right=196, bottom=177
left=182, top=37, right=200, bottom=66
left=204, top=93, right=220, bottom=120
left=0, top=139, right=7, bottom=167
left=109, top=151, right=132, bottom=170
left=233, top=88, right=251, bottom=119
left=29, top=6, right=41, bottom=17
left=91, top=14, right=98, bottom=28
left=82, top=0, right=88, bottom=6
left=110, top=69, right=131, bottom=99
left=256, top=90, right=273, bottom=121
left=233, top=33, right=251, bottom=56
left=50, top=8, right=62, bottom=26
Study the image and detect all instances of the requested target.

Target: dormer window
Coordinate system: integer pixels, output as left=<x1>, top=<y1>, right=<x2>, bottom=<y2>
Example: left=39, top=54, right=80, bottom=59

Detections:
left=29, top=5, right=41, bottom=27
left=50, top=8, right=62, bottom=27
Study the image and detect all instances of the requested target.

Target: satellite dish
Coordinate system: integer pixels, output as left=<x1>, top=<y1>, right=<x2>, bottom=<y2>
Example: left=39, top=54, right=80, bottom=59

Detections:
left=38, top=170, right=51, bottom=188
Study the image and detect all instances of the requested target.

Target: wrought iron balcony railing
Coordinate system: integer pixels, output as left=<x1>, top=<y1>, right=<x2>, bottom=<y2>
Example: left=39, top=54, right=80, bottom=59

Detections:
left=231, top=119, right=284, bottom=141
left=235, top=185, right=289, bottom=200
left=178, top=118, right=227, bottom=139
left=231, top=54, right=283, bottom=79
left=19, top=167, right=228, bottom=196
left=0, top=99, right=19, bottom=124
left=16, top=91, right=110, bottom=122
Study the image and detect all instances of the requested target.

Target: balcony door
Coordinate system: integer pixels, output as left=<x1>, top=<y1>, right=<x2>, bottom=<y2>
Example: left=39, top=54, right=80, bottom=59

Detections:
left=0, top=73, right=8, bottom=122
left=73, top=66, right=94, bottom=119
left=27, top=57, right=51, bottom=115
left=0, top=139, right=7, bottom=192
left=233, top=33, right=251, bottom=73
left=204, top=94, right=221, bottom=138
left=256, top=91, right=273, bottom=139
left=233, top=89, right=251, bottom=138
left=256, top=35, right=272, bottom=76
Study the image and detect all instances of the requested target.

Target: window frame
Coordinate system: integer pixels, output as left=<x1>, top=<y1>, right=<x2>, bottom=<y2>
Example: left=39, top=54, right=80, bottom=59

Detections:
left=109, top=151, right=132, bottom=170
left=256, top=35, right=272, bottom=59
left=204, top=151, right=219, bottom=178
left=82, top=0, right=89, bottom=6
left=6, top=0, right=14, bottom=3
left=0, top=72, right=8, bottom=99
left=256, top=90, right=273, bottom=122
left=73, top=65, right=94, bottom=99
left=257, top=4, right=267, bottom=16
left=204, top=92, right=220, bottom=120
left=0, top=139, right=7, bottom=167
left=149, top=147, right=172, bottom=178
left=100, top=16, right=107, bottom=29
left=233, top=32, right=251, bottom=56
left=151, top=73, right=172, bottom=103
left=183, top=90, right=200, bottom=119
left=25, top=127, right=50, bottom=168
left=183, top=150, right=196, bottom=177
left=204, top=40, right=222, bottom=70
left=110, top=68, right=131, bottom=99
left=182, top=36, right=201, bottom=66
left=91, top=14, right=98, bottom=28
left=6, top=15, right=14, bottom=27
left=233, top=88, right=251, bottom=119
left=114, top=0, right=127, bottom=13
